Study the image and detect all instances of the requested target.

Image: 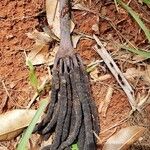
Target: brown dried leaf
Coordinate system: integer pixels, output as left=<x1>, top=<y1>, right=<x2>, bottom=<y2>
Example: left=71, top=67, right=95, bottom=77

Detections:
left=124, top=68, right=142, bottom=80
left=72, top=35, right=82, bottom=48
left=28, top=134, right=41, bottom=150
left=0, top=109, right=37, bottom=141
left=94, top=35, right=136, bottom=110
left=41, top=136, right=53, bottom=149
left=72, top=3, right=91, bottom=12
left=103, top=126, right=146, bottom=150
left=92, top=24, right=99, bottom=33
left=26, top=30, right=55, bottom=66
left=28, top=44, right=50, bottom=66
left=26, top=29, right=52, bottom=44
left=124, top=66, right=150, bottom=85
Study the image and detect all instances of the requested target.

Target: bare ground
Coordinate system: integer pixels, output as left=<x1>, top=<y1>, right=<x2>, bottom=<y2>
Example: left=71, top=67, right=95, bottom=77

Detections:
left=0, top=0, right=150, bottom=149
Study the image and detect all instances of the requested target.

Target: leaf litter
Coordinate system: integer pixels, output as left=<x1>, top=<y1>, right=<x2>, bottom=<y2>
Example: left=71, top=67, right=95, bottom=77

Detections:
left=102, top=126, right=146, bottom=150
left=26, top=29, right=54, bottom=66
left=0, top=109, right=37, bottom=141
left=94, top=35, right=137, bottom=111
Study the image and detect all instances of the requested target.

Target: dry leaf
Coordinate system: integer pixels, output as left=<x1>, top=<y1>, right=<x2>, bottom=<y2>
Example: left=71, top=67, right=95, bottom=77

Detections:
left=26, top=29, right=52, bottom=44
left=92, top=24, right=99, bottom=33
left=26, top=30, right=51, bottom=65
left=94, top=35, right=136, bottom=110
left=72, top=35, right=82, bottom=48
left=72, top=3, right=91, bottom=12
left=124, top=68, right=142, bottom=80
left=103, top=126, right=146, bottom=150
left=124, top=66, right=150, bottom=85
left=0, top=146, right=8, bottom=150
left=0, top=109, right=37, bottom=141
left=28, top=44, right=50, bottom=66
left=46, top=0, right=75, bottom=38
left=26, top=30, right=55, bottom=65
left=41, top=135, right=53, bottom=149
left=29, top=134, right=41, bottom=150
left=90, top=66, right=111, bottom=82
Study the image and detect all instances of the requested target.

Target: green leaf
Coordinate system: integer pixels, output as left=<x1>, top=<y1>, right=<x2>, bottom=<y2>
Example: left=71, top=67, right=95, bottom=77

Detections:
left=120, top=45, right=150, bottom=58
left=117, top=0, right=150, bottom=42
left=71, top=143, right=79, bottom=150
left=17, top=98, right=49, bottom=150
left=86, top=64, right=97, bottom=73
left=26, top=59, right=39, bottom=90
left=143, top=0, right=150, bottom=5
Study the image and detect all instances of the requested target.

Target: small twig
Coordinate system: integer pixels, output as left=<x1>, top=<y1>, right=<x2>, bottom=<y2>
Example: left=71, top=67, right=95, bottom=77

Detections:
left=1, top=80, right=12, bottom=100
left=93, top=35, right=137, bottom=111
left=27, top=92, right=39, bottom=109
left=0, top=94, right=8, bottom=113
left=127, top=0, right=132, bottom=5
left=53, top=0, right=59, bottom=21
left=93, top=131, right=100, bottom=141
left=114, top=0, right=119, bottom=12
left=100, top=85, right=114, bottom=117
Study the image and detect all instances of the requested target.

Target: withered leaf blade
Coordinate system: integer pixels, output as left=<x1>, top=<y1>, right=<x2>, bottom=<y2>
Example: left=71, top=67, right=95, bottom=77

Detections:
left=26, top=29, right=52, bottom=44
left=26, top=29, right=53, bottom=66
left=72, top=3, right=91, bottom=12
left=72, top=35, right=82, bottom=48
left=102, top=126, right=146, bottom=150
left=0, top=109, right=37, bottom=141
left=28, top=44, right=50, bottom=66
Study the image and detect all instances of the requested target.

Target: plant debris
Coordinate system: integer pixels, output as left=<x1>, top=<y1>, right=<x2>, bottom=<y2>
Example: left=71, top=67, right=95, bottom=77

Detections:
left=103, top=126, right=146, bottom=150
left=93, top=35, right=137, bottom=111
left=0, top=109, right=37, bottom=141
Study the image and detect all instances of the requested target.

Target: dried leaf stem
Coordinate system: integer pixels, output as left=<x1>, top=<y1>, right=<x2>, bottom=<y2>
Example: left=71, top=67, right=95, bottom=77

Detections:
left=93, top=35, right=137, bottom=111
